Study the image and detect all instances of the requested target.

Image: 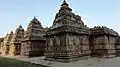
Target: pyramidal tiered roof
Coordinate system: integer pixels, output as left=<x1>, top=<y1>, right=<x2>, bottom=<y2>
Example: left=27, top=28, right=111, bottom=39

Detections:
left=27, top=16, right=43, bottom=30
left=48, top=0, right=89, bottom=35
left=11, top=25, right=24, bottom=43
left=51, top=0, right=88, bottom=29
left=24, top=16, right=44, bottom=40
left=15, top=25, right=24, bottom=34
left=2, top=31, right=13, bottom=46
left=6, top=31, right=13, bottom=42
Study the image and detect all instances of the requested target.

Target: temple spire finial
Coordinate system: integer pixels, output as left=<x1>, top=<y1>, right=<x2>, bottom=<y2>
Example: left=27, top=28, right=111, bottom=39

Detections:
left=61, top=0, right=68, bottom=6
left=34, top=16, right=36, bottom=19
left=32, top=16, right=38, bottom=21
left=63, top=0, right=67, bottom=3
left=10, top=31, right=13, bottom=34
left=19, top=24, right=22, bottom=28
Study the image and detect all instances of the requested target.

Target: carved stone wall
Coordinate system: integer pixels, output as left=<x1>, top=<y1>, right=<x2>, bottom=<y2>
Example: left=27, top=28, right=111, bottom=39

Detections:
left=21, top=40, right=45, bottom=57
left=20, top=17, right=46, bottom=57
left=9, top=43, right=15, bottom=56
left=9, top=25, right=24, bottom=56
left=1, top=31, right=13, bottom=55
left=91, top=35, right=116, bottom=57
left=21, top=41, right=31, bottom=56
left=115, top=37, right=120, bottom=56
left=45, top=35, right=67, bottom=60
left=107, top=36, right=116, bottom=56
left=9, top=43, right=21, bottom=56
left=80, top=35, right=90, bottom=56
left=0, top=38, right=3, bottom=49
left=1, top=43, right=7, bottom=55
left=45, top=33, right=90, bottom=62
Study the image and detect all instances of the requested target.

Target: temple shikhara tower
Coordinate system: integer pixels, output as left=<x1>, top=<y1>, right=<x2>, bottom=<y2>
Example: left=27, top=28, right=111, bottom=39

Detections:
left=20, top=17, right=46, bottom=57
left=45, top=0, right=90, bottom=62
left=0, top=0, right=120, bottom=63
left=9, top=25, right=24, bottom=56
left=1, top=31, right=13, bottom=55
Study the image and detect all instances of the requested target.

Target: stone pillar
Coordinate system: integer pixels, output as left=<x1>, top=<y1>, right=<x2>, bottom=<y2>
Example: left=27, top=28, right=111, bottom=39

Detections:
left=80, top=35, right=91, bottom=56
left=106, top=35, right=116, bottom=57
left=9, top=43, right=15, bottom=56
left=91, top=35, right=108, bottom=57
left=115, top=37, right=120, bottom=56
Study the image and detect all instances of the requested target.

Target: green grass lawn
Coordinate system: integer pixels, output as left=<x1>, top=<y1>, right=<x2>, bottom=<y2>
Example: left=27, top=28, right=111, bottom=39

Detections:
left=0, top=56, right=47, bottom=67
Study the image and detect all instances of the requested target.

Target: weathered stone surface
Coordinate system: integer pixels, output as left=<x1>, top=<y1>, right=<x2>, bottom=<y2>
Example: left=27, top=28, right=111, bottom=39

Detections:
left=1, top=31, right=13, bottom=55
left=0, top=38, right=4, bottom=52
left=0, top=0, right=120, bottom=63
left=45, top=0, right=90, bottom=62
left=115, top=37, right=120, bottom=56
left=9, top=25, right=24, bottom=56
left=45, top=0, right=120, bottom=62
left=20, top=16, right=46, bottom=57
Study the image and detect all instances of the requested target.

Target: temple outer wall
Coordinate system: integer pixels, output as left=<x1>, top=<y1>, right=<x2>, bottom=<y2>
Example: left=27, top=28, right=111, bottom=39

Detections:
left=90, top=35, right=116, bottom=57
left=45, top=33, right=91, bottom=62
left=21, top=40, right=45, bottom=57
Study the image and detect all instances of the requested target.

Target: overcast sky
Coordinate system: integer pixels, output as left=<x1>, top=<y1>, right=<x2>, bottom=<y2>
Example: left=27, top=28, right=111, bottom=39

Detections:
left=0, top=0, right=119, bottom=37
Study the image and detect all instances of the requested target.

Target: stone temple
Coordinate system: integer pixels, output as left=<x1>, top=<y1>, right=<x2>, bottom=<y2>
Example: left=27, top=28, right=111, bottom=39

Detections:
left=20, top=16, right=46, bottom=57
left=9, top=25, right=24, bottom=56
left=45, top=0, right=120, bottom=62
left=0, top=0, right=120, bottom=63
left=1, top=31, right=13, bottom=55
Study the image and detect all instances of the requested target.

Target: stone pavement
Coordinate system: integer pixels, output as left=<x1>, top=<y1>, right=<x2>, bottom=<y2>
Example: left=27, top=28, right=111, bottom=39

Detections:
left=2, top=55, right=120, bottom=67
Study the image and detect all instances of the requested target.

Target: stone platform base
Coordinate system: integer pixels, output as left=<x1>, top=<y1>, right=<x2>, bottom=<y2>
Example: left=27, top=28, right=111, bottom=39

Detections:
left=44, top=56, right=91, bottom=63
left=91, top=54, right=116, bottom=58
left=30, top=56, right=120, bottom=67
left=2, top=55, right=120, bottom=67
